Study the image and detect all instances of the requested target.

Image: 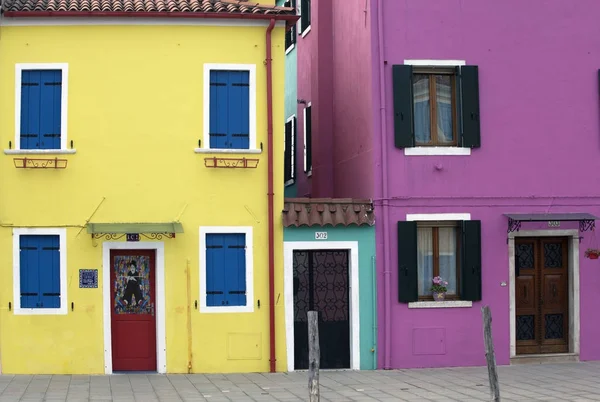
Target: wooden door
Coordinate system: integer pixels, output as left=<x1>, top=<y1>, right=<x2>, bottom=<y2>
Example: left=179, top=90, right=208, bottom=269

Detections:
left=110, top=250, right=156, bottom=371
left=515, top=237, right=569, bottom=355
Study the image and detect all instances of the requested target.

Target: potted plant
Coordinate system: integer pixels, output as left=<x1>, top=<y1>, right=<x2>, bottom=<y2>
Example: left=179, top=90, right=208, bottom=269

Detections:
left=585, top=248, right=600, bottom=260
left=431, top=276, right=449, bottom=301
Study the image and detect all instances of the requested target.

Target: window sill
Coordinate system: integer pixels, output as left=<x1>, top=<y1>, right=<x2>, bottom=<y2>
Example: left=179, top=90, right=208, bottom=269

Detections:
left=5, top=149, right=77, bottom=155
left=285, top=179, right=295, bottom=187
left=301, top=25, right=311, bottom=38
left=306, top=169, right=312, bottom=177
left=408, top=300, right=473, bottom=309
left=194, top=148, right=262, bottom=155
left=285, top=43, right=295, bottom=55
left=13, top=307, right=68, bottom=315
left=404, top=147, right=471, bottom=156
left=199, top=305, right=254, bottom=314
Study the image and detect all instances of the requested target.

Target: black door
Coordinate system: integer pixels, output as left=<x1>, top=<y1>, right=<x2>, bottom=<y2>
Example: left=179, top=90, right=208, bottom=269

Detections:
left=293, top=250, right=350, bottom=370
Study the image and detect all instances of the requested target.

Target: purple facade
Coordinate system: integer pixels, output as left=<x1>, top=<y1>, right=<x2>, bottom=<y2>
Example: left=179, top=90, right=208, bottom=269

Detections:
left=296, top=0, right=600, bottom=369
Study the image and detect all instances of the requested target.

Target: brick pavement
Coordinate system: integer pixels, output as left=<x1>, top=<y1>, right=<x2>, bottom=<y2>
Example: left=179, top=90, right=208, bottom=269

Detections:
left=1, top=361, right=600, bottom=401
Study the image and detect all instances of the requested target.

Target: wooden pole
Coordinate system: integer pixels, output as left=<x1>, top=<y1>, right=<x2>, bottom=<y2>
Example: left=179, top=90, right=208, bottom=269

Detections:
left=482, top=305, right=500, bottom=402
left=308, top=311, right=320, bottom=402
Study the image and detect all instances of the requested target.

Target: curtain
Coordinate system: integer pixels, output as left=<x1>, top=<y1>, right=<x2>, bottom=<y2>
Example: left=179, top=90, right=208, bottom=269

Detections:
left=413, top=75, right=430, bottom=144
left=438, top=227, right=457, bottom=295
left=436, top=75, right=453, bottom=144
left=417, top=227, right=433, bottom=296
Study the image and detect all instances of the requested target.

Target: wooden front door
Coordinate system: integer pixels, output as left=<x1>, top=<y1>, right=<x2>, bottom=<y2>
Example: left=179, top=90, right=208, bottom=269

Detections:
left=110, top=250, right=156, bottom=371
left=515, top=237, right=569, bottom=355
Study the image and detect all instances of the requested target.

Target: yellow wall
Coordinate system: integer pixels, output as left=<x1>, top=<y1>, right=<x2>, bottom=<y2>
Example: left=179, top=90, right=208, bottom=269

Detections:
left=0, top=23, right=287, bottom=374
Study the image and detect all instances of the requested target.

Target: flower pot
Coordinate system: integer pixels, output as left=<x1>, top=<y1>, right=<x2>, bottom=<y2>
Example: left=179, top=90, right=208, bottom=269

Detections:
left=589, top=254, right=599, bottom=260
left=433, top=292, right=446, bottom=301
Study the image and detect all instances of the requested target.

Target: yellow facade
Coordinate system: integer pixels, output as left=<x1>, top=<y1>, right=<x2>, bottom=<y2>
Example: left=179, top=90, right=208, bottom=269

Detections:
left=0, top=22, right=287, bottom=374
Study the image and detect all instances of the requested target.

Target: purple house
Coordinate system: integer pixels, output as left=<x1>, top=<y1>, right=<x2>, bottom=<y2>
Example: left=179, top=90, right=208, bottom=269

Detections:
left=293, top=0, right=600, bottom=369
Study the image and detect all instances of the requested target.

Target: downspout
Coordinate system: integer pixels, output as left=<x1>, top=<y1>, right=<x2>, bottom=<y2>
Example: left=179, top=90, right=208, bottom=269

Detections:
left=376, top=0, right=392, bottom=370
left=265, top=18, right=277, bottom=373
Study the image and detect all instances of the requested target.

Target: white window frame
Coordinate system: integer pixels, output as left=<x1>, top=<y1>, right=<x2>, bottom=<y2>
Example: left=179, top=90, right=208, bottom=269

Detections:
left=285, top=114, right=296, bottom=186
left=199, top=226, right=254, bottom=313
left=303, top=102, right=312, bottom=176
left=199, top=64, right=258, bottom=154
left=298, top=0, right=311, bottom=38
left=12, top=228, right=68, bottom=315
left=8, top=63, right=74, bottom=155
left=402, top=59, right=470, bottom=157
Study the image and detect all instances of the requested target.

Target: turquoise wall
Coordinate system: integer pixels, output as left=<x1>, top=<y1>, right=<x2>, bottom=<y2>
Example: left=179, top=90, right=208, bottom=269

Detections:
left=284, top=225, right=377, bottom=370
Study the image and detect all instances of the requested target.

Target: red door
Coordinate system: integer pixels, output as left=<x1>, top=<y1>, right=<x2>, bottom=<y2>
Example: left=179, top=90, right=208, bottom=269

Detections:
left=110, top=250, right=157, bottom=371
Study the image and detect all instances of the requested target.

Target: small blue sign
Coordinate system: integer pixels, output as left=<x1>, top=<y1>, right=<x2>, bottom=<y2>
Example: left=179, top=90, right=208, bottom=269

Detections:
left=79, top=269, right=98, bottom=288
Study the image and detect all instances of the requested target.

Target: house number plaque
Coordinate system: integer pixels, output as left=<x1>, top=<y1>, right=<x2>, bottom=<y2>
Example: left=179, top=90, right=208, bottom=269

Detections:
left=315, top=232, right=328, bottom=240
left=548, top=221, right=560, bottom=228
left=126, top=233, right=140, bottom=242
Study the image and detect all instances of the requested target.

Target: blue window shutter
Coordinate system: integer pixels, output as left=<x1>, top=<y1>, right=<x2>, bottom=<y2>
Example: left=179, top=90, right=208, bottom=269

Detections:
left=21, top=70, right=42, bottom=150
left=209, top=71, right=229, bottom=149
left=224, top=233, right=246, bottom=307
left=206, top=234, right=225, bottom=306
left=228, top=71, right=250, bottom=149
left=20, top=235, right=40, bottom=308
left=39, top=70, right=62, bottom=150
left=39, top=235, right=60, bottom=308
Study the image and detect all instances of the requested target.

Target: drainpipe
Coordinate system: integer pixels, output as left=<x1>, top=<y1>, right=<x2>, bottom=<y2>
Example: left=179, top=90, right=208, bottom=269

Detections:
left=376, top=0, right=392, bottom=370
left=265, top=18, right=277, bottom=373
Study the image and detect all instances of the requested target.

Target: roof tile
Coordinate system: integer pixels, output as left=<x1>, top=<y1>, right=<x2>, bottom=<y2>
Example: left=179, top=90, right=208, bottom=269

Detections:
left=283, top=198, right=375, bottom=228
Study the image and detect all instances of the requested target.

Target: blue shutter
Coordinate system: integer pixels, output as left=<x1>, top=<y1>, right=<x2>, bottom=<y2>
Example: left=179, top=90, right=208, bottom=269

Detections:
left=20, top=235, right=40, bottom=308
left=209, top=71, right=229, bottom=149
left=224, top=234, right=246, bottom=307
left=210, top=70, right=250, bottom=150
left=206, top=234, right=226, bottom=306
left=20, top=70, right=41, bottom=150
left=40, top=70, right=62, bottom=150
left=39, top=235, right=61, bottom=308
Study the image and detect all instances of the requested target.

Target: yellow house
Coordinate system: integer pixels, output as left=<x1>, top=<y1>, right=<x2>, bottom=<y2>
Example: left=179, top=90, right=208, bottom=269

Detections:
left=0, top=0, right=297, bottom=374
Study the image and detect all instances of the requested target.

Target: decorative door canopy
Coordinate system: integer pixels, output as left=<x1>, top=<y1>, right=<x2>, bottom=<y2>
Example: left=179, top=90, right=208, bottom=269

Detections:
left=87, top=222, right=183, bottom=240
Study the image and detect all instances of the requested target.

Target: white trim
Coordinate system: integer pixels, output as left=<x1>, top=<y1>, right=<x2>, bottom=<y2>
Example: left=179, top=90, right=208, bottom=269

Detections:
left=194, top=148, right=261, bottom=154
left=202, top=64, right=257, bottom=152
left=285, top=43, right=295, bottom=55
left=1, top=17, right=286, bottom=28
left=284, top=241, right=360, bottom=371
left=406, top=213, right=471, bottom=222
left=301, top=25, right=311, bottom=38
left=285, top=114, right=296, bottom=185
left=404, top=147, right=471, bottom=156
left=508, top=230, right=580, bottom=358
left=199, top=226, right=254, bottom=314
left=12, top=228, right=68, bottom=315
left=403, top=59, right=466, bottom=67
left=303, top=102, right=311, bottom=173
left=408, top=301, right=472, bottom=309
left=4, top=149, right=76, bottom=155
left=102, top=242, right=166, bottom=374
left=15, top=63, right=69, bottom=151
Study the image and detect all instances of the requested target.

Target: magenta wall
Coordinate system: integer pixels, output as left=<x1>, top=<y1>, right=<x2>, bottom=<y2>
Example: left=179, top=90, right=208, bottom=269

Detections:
left=372, top=0, right=600, bottom=368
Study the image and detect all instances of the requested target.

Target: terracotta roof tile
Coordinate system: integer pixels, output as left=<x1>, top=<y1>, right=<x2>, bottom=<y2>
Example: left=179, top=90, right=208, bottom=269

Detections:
left=3, top=0, right=297, bottom=17
left=283, top=198, right=375, bottom=228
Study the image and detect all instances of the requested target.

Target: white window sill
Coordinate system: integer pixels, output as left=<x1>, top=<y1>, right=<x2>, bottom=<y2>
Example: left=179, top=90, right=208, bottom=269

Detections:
left=285, top=44, right=295, bottom=55
left=13, top=307, right=68, bottom=315
left=194, top=148, right=262, bottom=154
left=408, top=300, right=473, bottom=309
left=301, top=25, right=311, bottom=38
left=199, top=306, right=254, bottom=314
left=5, top=149, right=77, bottom=155
left=306, top=169, right=312, bottom=177
left=404, top=147, right=471, bottom=156
left=285, top=179, right=295, bottom=187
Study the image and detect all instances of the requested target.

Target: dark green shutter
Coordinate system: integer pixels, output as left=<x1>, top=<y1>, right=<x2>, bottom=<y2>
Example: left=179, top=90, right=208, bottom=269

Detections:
left=284, top=120, right=292, bottom=182
left=460, top=65, right=481, bottom=148
left=397, top=221, right=418, bottom=303
left=301, top=0, right=310, bottom=32
left=392, top=65, right=414, bottom=148
left=461, top=220, right=482, bottom=301
left=305, top=106, right=312, bottom=172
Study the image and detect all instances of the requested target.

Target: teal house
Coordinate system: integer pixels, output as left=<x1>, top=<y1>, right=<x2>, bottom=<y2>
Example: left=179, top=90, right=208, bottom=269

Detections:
left=282, top=199, right=377, bottom=370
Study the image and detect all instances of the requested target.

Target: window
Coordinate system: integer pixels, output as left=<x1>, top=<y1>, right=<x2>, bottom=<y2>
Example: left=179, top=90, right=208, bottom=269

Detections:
left=199, top=226, right=254, bottom=313
left=284, top=0, right=297, bottom=52
left=397, top=219, right=481, bottom=303
left=285, top=115, right=297, bottom=185
left=203, top=64, right=257, bottom=152
left=13, top=228, right=67, bottom=315
left=393, top=63, right=480, bottom=151
left=300, top=0, right=311, bottom=36
left=15, top=64, right=69, bottom=151
left=303, top=104, right=312, bottom=173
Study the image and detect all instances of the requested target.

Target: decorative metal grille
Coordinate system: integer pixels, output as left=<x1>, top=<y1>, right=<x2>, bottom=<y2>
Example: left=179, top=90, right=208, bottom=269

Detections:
left=545, top=314, right=564, bottom=339
left=516, top=244, right=534, bottom=269
left=516, top=315, right=535, bottom=340
left=544, top=243, right=562, bottom=268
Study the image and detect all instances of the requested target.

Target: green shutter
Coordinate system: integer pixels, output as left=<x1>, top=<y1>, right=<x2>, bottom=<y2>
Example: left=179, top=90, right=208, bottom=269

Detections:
left=461, top=220, right=482, bottom=301
left=397, top=221, right=418, bottom=303
left=460, top=65, right=481, bottom=148
left=392, top=65, right=414, bottom=148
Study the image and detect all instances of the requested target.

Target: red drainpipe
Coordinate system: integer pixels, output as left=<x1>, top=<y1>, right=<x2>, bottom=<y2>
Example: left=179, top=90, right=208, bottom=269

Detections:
left=265, top=18, right=277, bottom=373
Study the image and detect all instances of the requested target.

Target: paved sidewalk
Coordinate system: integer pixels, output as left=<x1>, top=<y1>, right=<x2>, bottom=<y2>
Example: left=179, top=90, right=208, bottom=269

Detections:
left=1, top=361, right=600, bottom=401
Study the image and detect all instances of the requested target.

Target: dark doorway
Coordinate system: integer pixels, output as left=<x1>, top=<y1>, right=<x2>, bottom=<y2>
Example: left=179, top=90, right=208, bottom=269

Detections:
left=293, top=249, right=350, bottom=370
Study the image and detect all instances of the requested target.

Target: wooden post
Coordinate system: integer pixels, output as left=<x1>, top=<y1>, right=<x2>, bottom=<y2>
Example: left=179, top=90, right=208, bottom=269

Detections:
left=482, top=305, right=500, bottom=402
left=308, top=311, right=320, bottom=402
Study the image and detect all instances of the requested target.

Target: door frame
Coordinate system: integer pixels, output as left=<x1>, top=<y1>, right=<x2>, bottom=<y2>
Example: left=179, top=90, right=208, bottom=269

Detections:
left=508, top=230, right=580, bottom=358
left=103, top=242, right=166, bottom=374
left=284, top=241, right=360, bottom=371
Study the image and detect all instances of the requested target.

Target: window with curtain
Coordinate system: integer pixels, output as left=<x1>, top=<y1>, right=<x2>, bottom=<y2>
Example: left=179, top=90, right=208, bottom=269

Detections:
left=417, top=222, right=460, bottom=299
